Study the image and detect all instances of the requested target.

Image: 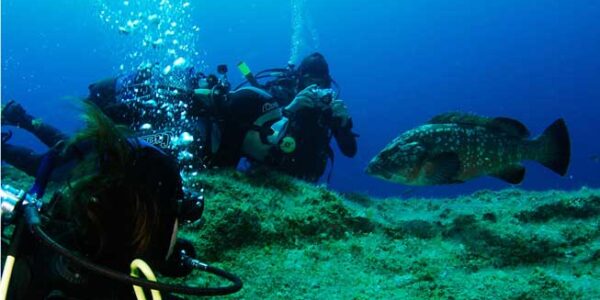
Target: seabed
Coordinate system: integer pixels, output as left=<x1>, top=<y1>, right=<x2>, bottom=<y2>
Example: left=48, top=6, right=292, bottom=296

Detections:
left=3, top=166, right=599, bottom=299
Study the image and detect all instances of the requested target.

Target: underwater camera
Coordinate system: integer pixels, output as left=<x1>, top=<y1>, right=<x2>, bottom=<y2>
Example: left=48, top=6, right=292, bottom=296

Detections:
left=217, top=64, right=228, bottom=75
left=313, top=87, right=335, bottom=106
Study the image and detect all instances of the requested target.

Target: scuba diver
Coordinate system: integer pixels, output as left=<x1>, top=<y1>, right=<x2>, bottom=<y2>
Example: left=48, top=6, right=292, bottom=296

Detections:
left=1, top=102, right=241, bottom=299
left=3, top=52, right=356, bottom=183
left=231, top=52, right=358, bottom=182
left=86, top=64, right=221, bottom=173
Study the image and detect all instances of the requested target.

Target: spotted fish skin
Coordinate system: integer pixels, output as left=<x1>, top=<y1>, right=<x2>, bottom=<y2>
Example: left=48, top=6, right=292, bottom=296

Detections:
left=366, top=113, right=570, bottom=186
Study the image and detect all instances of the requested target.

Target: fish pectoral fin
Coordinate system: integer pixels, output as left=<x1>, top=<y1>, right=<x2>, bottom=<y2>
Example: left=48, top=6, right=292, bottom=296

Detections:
left=492, top=165, right=526, bottom=184
left=425, top=152, right=461, bottom=184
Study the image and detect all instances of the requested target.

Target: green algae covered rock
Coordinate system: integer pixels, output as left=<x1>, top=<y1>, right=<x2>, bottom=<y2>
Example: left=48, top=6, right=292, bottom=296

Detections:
left=2, top=166, right=599, bottom=299
left=181, top=169, right=377, bottom=260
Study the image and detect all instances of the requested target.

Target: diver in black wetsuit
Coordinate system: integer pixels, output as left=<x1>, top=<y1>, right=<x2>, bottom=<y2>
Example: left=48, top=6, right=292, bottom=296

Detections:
left=231, top=52, right=358, bottom=182
left=0, top=103, right=219, bottom=299
left=3, top=53, right=357, bottom=182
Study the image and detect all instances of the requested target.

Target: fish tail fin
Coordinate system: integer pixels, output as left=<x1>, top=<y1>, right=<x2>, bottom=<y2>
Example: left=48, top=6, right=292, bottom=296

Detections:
left=533, top=118, right=570, bottom=176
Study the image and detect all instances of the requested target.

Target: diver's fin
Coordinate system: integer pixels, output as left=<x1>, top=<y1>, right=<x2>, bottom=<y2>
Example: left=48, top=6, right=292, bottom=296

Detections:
left=535, top=118, right=571, bottom=176
left=425, top=152, right=462, bottom=184
left=492, top=165, right=526, bottom=184
left=490, top=117, right=530, bottom=137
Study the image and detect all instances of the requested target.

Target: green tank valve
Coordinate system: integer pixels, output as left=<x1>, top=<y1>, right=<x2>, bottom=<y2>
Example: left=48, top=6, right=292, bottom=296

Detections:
left=237, top=61, right=252, bottom=77
left=280, top=136, right=296, bottom=153
left=194, top=89, right=212, bottom=96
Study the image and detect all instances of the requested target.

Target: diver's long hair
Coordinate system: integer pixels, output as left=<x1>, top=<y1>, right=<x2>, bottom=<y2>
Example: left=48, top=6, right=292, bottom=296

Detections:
left=53, top=101, right=169, bottom=268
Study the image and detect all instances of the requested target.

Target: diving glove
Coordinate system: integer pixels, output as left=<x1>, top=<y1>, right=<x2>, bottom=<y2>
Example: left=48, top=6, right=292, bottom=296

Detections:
left=1, top=100, right=33, bottom=128
left=284, top=84, right=320, bottom=114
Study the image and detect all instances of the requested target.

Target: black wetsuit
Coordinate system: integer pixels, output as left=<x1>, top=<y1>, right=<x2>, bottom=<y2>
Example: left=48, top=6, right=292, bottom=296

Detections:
left=265, top=83, right=358, bottom=182
left=208, top=79, right=357, bottom=181
left=209, top=87, right=281, bottom=167
left=1, top=102, right=69, bottom=177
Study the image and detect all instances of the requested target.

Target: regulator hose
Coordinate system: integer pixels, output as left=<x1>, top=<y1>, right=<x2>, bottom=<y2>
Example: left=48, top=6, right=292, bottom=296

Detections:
left=31, top=224, right=243, bottom=296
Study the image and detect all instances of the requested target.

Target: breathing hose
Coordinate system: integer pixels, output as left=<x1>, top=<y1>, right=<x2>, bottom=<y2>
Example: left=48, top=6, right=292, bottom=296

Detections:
left=31, top=223, right=243, bottom=296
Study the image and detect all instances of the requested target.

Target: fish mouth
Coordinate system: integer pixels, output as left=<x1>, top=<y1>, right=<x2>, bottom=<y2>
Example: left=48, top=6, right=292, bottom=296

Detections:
left=365, top=163, right=393, bottom=180
left=365, top=161, right=379, bottom=175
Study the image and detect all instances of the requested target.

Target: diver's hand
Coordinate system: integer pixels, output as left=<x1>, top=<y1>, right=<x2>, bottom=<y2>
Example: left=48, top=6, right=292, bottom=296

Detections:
left=284, top=84, right=319, bottom=113
left=331, top=99, right=350, bottom=128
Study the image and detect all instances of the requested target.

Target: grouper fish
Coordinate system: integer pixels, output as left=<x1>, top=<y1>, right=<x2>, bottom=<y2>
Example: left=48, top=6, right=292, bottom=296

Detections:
left=366, top=113, right=571, bottom=186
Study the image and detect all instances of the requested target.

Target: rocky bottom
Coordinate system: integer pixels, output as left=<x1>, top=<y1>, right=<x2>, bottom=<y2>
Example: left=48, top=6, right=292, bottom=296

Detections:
left=3, top=166, right=599, bottom=299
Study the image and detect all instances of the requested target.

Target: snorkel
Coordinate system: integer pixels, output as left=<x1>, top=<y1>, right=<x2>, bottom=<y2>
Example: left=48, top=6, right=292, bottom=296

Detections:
left=0, top=146, right=243, bottom=299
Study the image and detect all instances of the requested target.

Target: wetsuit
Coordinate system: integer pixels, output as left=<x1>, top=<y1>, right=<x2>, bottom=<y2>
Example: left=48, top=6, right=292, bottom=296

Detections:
left=264, top=83, right=358, bottom=182
left=1, top=101, right=70, bottom=177
left=207, top=87, right=281, bottom=167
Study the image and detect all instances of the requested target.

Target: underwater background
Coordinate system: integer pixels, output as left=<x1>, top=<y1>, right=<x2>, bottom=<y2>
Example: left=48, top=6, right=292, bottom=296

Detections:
left=3, top=1, right=600, bottom=299
left=3, top=0, right=599, bottom=198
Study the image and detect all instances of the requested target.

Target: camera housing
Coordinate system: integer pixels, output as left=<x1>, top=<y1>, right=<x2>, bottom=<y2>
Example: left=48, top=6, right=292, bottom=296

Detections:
left=313, top=87, right=334, bottom=105
left=217, top=64, right=228, bottom=75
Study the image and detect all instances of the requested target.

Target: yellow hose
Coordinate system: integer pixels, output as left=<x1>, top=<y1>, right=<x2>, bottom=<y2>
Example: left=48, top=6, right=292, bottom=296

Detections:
left=130, top=259, right=162, bottom=300
left=0, top=256, right=16, bottom=300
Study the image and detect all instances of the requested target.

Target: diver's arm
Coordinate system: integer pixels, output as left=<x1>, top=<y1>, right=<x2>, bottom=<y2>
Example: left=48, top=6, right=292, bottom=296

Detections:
left=331, top=99, right=357, bottom=157
left=333, top=119, right=358, bottom=157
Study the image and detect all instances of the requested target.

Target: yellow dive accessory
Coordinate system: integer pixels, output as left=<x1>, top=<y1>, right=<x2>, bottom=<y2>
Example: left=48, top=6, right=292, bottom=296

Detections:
left=237, top=61, right=259, bottom=87
left=193, top=88, right=212, bottom=96
left=237, top=61, right=252, bottom=77
left=130, top=259, right=162, bottom=300
left=280, top=136, right=296, bottom=153
left=0, top=255, right=16, bottom=300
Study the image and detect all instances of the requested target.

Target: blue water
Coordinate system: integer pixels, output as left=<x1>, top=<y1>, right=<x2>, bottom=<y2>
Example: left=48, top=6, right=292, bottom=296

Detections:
left=2, top=0, right=599, bottom=198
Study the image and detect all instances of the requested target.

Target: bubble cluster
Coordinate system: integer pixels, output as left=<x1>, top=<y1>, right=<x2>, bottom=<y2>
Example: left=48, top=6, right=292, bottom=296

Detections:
left=94, top=0, right=211, bottom=174
left=289, top=0, right=319, bottom=64
left=96, top=0, right=204, bottom=74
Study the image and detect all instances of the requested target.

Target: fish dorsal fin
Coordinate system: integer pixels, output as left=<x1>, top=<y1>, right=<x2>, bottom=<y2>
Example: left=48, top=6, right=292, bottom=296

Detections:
left=427, top=112, right=488, bottom=125
left=492, top=165, right=526, bottom=184
left=490, top=117, right=530, bottom=138
left=427, top=113, right=530, bottom=137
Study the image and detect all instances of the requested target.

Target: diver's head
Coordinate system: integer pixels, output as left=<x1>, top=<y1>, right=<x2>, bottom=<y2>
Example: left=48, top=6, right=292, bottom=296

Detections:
left=124, top=141, right=183, bottom=262
left=297, top=52, right=332, bottom=90
left=57, top=102, right=189, bottom=269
